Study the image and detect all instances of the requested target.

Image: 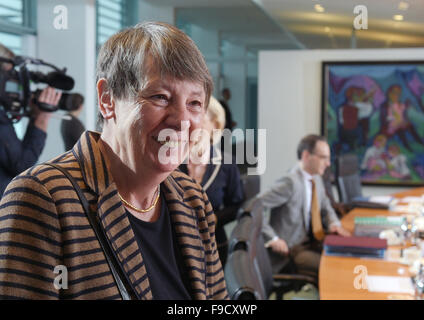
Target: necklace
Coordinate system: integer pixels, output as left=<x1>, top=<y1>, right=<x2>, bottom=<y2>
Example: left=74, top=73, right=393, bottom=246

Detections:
left=118, top=186, right=160, bottom=213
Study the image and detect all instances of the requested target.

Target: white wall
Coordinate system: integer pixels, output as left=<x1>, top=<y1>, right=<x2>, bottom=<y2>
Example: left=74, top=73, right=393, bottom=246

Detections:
left=37, top=0, right=96, bottom=163
left=258, top=47, right=424, bottom=196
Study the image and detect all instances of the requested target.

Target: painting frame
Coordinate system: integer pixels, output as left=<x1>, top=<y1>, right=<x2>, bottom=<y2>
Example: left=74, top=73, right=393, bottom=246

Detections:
left=321, top=60, right=424, bottom=187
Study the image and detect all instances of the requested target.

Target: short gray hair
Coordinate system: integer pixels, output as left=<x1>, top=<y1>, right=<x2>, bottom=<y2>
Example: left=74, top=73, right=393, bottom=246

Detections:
left=96, top=21, right=213, bottom=127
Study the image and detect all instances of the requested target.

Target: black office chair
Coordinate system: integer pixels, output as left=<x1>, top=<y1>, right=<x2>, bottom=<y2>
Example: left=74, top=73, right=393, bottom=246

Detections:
left=247, top=200, right=317, bottom=298
left=335, top=153, right=363, bottom=203
left=240, top=174, right=260, bottom=209
left=224, top=243, right=261, bottom=300
left=323, top=167, right=336, bottom=202
left=322, top=166, right=351, bottom=217
left=225, top=212, right=263, bottom=299
left=226, top=200, right=317, bottom=300
left=335, top=154, right=389, bottom=209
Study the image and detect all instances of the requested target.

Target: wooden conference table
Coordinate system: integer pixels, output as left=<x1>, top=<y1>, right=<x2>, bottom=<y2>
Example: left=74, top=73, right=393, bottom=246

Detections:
left=319, top=187, right=424, bottom=300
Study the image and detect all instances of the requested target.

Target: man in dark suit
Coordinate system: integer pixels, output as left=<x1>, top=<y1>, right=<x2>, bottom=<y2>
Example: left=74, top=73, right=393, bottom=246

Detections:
left=259, top=134, right=350, bottom=279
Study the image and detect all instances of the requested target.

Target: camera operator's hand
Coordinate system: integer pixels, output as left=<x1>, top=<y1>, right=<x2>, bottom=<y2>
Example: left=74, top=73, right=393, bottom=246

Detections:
left=31, top=87, right=62, bottom=132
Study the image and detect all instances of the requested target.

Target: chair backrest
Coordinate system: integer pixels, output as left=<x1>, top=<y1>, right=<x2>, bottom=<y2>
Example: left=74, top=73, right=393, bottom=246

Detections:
left=335, top=153, right=363, bottom=203
left=225, top=215, right=262, bottom=300
left=232, top=200, right=274, bottom=299
left=240, top=174, right=260, bottom=208
left=247, top=200, right=274, bottom=298
left=224, top=248, right=260, bottom=300
left=322, top=167, right=336, bottom=201
left=228, top=213, right=254, bottom=253
left=238, top=197, right=263, bottom=230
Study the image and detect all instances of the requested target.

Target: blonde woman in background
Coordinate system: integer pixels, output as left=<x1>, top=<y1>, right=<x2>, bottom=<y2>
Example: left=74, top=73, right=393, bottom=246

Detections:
left=180, top=96, right=244, bottom=267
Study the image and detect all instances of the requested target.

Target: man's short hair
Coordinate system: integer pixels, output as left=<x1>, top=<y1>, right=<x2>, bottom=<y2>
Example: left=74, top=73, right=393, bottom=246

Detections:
left=297, top=134, right=327, bottom=160
left=96, top=21, right=213, bottom=128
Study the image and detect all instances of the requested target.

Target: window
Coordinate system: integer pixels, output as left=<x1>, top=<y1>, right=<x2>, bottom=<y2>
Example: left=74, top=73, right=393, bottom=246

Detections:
left=0, top=0, right=24, bottom=25
left=176, top=19, right=192, bottom=38
left=0, top=0, right=36, bottom=34
left=0, top=31, right=22, bottom=54
left=96, top=0, right=138, bottom=51
left=0, top=0, right=36, bottom=54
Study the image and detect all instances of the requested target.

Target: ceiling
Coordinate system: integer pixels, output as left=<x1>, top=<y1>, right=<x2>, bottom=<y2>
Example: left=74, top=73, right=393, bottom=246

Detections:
left=176, top=6, right=289, bottom=52
left=142, top=0, right=424, bottom=51
left=257, top=0, right=424, bottom=49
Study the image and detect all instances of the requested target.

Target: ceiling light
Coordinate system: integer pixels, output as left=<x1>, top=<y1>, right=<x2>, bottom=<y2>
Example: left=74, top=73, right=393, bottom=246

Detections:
left=393, top=14, right=404, bottom=21
left=314, top=4, right=325, bottom=13
left=398, top=1, right=409, bottom=10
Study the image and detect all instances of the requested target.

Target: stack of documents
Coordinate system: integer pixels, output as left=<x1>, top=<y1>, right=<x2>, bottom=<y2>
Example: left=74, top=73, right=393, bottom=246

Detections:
left=324, top=235, right=387, bottom=259
left=391, top=197, right=424, bottom=216
left=399, top=196, right=424, bottom=205
left=352, top=196, right=396, bottom=210
left=354, top=216, right=405, bottom=237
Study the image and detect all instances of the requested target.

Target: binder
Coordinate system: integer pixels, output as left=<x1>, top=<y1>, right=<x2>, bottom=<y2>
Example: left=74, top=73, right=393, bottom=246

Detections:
left=354, top=216, right=405, bottom=237
left=351, top=196, right=395, bottom=210
left=324, top=235, right=387, bottom=259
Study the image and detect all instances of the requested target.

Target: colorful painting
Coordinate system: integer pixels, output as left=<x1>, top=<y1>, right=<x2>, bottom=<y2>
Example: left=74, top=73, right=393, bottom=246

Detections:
left=321, top=61, right=424, bottom=186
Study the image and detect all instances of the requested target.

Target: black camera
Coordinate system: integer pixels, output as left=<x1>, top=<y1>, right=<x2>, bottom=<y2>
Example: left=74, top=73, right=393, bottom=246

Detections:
left=34, top=90, right=82, bottom=113
left=0, top=56, right=75, bottom=121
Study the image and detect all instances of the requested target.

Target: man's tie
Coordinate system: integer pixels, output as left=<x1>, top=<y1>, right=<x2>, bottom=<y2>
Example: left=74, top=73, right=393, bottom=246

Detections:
left=310, top=179, right=325, bottom=241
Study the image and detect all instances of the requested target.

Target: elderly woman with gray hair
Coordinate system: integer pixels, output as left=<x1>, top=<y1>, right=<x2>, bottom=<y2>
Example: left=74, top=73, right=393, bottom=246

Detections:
left=0, top=22, right=227, bottom=300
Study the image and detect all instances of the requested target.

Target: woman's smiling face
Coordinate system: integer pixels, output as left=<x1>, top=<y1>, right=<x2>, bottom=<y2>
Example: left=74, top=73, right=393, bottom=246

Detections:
left=113, top=68, right=206, bottom=175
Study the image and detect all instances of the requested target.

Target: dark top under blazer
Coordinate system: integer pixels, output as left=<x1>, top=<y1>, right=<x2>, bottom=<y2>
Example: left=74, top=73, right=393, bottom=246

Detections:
left=127, top=197, right=192, bottom=300
left=0, top=131, right=228, bottom=300
left=180, top=149, right=244, bottom=247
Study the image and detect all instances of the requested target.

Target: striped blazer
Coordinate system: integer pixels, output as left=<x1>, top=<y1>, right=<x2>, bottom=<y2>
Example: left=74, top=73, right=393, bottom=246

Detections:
left=0, top=131, right=228, bottom=300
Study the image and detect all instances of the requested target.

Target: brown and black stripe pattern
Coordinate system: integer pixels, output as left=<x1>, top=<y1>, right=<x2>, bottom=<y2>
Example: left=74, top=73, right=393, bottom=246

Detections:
left=0, top=131, right=228, bottom=300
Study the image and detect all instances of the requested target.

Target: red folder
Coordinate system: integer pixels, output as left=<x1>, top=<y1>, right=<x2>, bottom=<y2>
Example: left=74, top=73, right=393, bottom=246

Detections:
left=324, top=235, right=387, bottom=249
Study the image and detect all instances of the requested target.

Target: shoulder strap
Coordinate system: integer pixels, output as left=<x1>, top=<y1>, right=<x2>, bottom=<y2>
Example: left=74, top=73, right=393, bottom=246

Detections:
left=45, top=163, right=134, bottom=300
left=203, top=146, right=222, bottom=191
left=203, top=164, right=221, bottom=191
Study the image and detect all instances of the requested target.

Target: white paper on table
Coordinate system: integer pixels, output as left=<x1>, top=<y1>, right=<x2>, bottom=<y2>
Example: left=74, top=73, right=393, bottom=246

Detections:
left=391, top=205, right=421, bottom=215
left=400, top=197, right=424, bottom=204
left=415, top=217, right=424, bottom=231
left=385, top=248, right=402, bottom=262
left=369, top=196, right=394, bottom=204
left=366, top=276, right=415, bottom=294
